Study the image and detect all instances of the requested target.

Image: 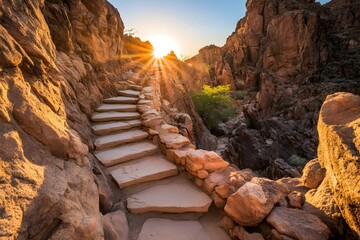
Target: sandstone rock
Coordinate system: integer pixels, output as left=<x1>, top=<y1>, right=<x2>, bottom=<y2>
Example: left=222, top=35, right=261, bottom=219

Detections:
left=204, top=166, right=246, bottom=194
left=197, top=169, right=209, bottom=179
left=230, top=226, right=265, bottom=240
left=186, top=150, right=229, bottom=173
left=224, top=178, right=289, bottom=226
left=159, top=133, right=190, bottom=149
left=143, top=116, right=164, bottom=127
left=211, top=191, right=227, bottom=209
left=219, top=216, right=235, bottom=234
left=317, top=92, right=360, bottom=235
left=102, top=210, right=129, bottom=240
left=301, top=158, right=326, bottom=189
left=94, top=172, right=113, bottom=213
left=267, top=207, right=330, bottom=240
left=303, top=177, right=343, bottom=236
left=287, top=191, right=302, bottom=209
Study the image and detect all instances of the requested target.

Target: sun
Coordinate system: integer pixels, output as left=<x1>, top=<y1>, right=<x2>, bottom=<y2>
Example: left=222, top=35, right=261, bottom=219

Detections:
left=149, top=35, right=179, bottom=58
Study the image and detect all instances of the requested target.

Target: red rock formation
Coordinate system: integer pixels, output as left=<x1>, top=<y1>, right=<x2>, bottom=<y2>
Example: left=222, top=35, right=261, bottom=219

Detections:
left=0, top=0, right=126, bottom=238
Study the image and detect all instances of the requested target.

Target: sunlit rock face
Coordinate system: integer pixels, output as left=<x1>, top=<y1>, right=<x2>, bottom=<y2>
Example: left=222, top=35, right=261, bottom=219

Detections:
left=0, top=0, right=124, bottom=238
left=185, top=0, right=360, bottom=177
left=317, top=92, right=360, bottom=236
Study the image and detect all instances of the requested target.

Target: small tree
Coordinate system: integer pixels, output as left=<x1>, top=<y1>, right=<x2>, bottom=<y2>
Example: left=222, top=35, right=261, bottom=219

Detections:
left=192, top=85, right=236, bottom=131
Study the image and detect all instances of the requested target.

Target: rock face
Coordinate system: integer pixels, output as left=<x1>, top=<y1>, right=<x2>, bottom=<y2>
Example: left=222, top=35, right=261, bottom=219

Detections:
left=267, top=207, right=330, bottom=240
left=186, top=0, right=360, bottom=177
left=0, top=0, right=126, bottom=238
left=317, top=92, right=360, bottom=236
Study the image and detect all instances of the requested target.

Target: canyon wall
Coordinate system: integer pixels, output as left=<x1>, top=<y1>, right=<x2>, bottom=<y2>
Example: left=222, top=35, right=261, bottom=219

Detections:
left=0, top=0, right=125, bottom=238
left=187, top=0, right=360, bottom=174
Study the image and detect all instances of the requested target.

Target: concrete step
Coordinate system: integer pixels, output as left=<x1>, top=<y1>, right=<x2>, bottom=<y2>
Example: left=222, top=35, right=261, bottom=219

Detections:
left=104, top=96, right=139, bottom=104
left=96, top=104, right=137, bottom=112
left=91, top=120, right=142, bottom=136
left=137, top=218, right=210, bottom=240
left=94, top=129, right=149, bottom=150
left=127, top=182, right=212, bottom=214
left=110, top=154, right=178, bottom=189
left=92, top=112, right=140, bottom=122
left=94, top=142, right=158, bottom=167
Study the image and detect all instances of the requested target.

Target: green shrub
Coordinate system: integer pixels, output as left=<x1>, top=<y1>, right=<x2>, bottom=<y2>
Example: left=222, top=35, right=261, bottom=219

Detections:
left=288, top=154, right=308, bottom=167
left=191, top=85, right=236, bottom=131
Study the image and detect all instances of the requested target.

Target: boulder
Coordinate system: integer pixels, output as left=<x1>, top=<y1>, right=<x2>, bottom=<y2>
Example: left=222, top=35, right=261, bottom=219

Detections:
left=267, top=207, right=330, bottom=240
left=287, top=191, right=302, bottom=209
left=102, top=210, right=129, bottom=240
left=186, top=150, right=229, bottom=172
left=224, top=178, right=288, bottom=226
left=301, top=158, right=325, bottom=189
left=204, top=166, right=246, bottom=194
left=303, top=177, right=343, bottom=235
left=317, top=92, right=360, bottom=235
left=230, top=226, right=265, bottom=240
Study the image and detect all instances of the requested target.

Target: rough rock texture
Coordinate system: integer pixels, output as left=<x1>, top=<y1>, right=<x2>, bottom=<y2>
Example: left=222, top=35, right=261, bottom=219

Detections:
left=301, top=158, right=326, bottom=189
left=0, top=0, right=126, bottom=238
left=186, top=0, right=360, bottom=178
left=102, top=210, right=129, bottom=240
left=224, top=178, right=288, bottom=226
left=317, top=92, right=360, bottom=236
left=267, top=207, right=330, bottom=240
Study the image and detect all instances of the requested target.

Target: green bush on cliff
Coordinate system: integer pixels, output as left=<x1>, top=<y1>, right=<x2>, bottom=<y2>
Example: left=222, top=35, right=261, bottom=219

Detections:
left=192, top=84, right=236, bottom=131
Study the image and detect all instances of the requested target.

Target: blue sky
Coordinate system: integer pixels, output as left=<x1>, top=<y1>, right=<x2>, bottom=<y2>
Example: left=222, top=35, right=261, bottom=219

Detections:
left=108, top=0, right=331, bottom=57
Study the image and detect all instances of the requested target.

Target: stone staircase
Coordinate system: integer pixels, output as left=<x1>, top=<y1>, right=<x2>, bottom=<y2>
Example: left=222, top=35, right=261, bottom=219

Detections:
left=91, top=87, right=230, bottom=240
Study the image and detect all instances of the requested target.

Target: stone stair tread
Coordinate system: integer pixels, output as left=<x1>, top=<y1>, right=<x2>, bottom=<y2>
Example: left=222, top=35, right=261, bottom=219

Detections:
left=91, top=120, right=142, bottom=135
left=127, top=182, right=212, bottom=214
left=94, top=141, right=158, bottom=167
left=129, top=84, right=142, bottom=91
left=94, top=129, right=149, bottom=150
left=104, top=96, right=139, bottom=104
left=137, top=218, right=210, bottom=240
left=92, top=112, right=140, bottom=122
left=110, top=154, right=178, bottom=189
left=118, top=89, right=141, bottom=97
left=96, top=103, right=137, bottom=112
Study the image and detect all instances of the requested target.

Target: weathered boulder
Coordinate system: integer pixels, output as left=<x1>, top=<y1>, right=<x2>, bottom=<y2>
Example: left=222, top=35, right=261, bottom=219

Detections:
left=102, top=210, right=129, bottom=240
left=301, top=158, right=326, bottom=189
left=224, top=178, right=289, bottom=226
left=317, top=92, right=360, bottom=236
left=186, top=150, right=229, bottom=172
left=267, top=207, right=330, bottom=240
left=303, top=177, right=343, bottom=236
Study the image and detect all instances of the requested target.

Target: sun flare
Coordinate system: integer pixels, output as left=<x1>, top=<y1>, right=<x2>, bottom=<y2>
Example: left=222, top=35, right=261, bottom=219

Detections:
left=149, top=35, right=179, bottom=58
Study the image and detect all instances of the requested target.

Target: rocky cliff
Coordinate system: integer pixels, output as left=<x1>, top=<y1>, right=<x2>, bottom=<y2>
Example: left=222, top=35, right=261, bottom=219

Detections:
left=187, top=0, right=360, bottom=175
left=0, top=0, right=125, bottom=238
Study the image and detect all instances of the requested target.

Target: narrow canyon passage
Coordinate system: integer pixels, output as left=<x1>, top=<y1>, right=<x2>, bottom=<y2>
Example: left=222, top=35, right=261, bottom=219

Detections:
left=90, top=81, right=230, bottom=239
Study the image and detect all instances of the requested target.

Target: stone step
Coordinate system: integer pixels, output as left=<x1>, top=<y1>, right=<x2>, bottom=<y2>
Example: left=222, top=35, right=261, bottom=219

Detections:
left=92, top=112, right=140, bottom=122
left=96, top=104, right=137, bottom=112
left=118, top=89, right=141, bottom=97
left=127, top=183, right=212, bottom=214
left=94, top=142, right=158, bottom=167
left=110, top=154, right=178, bottom=189
left=129, top=84, right=142, bottom=91
left=137, top=218, right=210, bottom=240
left=91, top=120, right=142, bottom=136
left=104, top=96, right=139, bottom=104
left=94, top=129, right=149, bottom=150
